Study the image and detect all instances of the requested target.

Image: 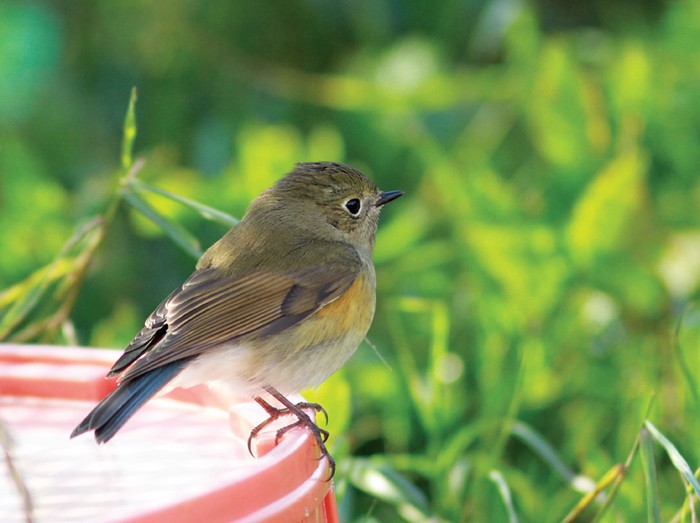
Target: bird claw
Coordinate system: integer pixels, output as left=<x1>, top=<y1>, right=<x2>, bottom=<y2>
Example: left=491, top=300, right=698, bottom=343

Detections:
left=248, top=391, right=335, bottom=480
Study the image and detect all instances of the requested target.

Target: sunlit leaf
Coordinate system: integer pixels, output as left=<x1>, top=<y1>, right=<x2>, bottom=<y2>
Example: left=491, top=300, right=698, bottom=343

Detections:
left=347, top=458, right=431, bottom=522
left=610, top=43, right=651, bottom=118
left=673, top=302, right=700, bottom=406
left=488, top=470, right=519, bottom=523
left=567, top=147, right=647, bottom=268
left=561, top=464, right=626, bottom=523
left=510, top=421, right=588, bottom=492
left=527, top=40, right=609, bottom=169
left=0, top=261, right=69, bottom=339
left=0, top=217, right=103, bottom=340
left=128, top=179, right=239, bottom=227
left=302, top=370, right=352, bottom=453
left=644, top=420, right=700, bottom=498
left=466, top=223, right=569, bottom=326
left=640, top=426, right=662, bottom=523
left=121, top=87, right=137, bottom=170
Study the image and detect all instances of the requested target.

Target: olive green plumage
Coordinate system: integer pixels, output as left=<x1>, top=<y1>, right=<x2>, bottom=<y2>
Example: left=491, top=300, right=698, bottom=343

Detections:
left=71, top=161, right=403, bottom=454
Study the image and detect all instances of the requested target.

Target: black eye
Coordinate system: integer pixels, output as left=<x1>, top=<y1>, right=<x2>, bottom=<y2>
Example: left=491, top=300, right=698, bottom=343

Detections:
left=344, top=198, right=362, bottom=216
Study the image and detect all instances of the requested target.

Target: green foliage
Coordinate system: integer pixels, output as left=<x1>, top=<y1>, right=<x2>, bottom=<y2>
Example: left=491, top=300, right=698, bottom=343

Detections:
left=2, top=1, right=700, bottom=520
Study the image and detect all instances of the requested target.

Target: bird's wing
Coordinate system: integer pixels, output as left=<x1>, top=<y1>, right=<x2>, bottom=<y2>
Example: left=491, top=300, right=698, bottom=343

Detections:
left=107, top=265, right=358, bottom=381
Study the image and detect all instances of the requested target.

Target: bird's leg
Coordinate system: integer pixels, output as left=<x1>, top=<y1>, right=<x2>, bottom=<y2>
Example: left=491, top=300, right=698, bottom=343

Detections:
left=248, top=386, right=335, bottom=479
left=247, top=397, right=329, bottom=451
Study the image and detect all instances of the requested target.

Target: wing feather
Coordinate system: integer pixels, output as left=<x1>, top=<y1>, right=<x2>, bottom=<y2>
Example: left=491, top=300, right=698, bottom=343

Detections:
left=111, top=265, right=357, bottom=381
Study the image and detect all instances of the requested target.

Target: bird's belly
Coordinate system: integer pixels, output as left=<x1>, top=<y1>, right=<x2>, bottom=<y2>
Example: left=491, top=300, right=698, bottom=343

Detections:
left=167, top=273, right=376, bottom=398
left=166, top=332, right=366, bottom=399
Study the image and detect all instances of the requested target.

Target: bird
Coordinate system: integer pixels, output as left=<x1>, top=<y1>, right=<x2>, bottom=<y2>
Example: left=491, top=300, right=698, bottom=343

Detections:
left=71, top=161, right=404, bottom=477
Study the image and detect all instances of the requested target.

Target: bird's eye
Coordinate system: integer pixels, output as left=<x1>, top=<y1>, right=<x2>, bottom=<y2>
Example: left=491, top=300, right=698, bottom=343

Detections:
left=344, top=198, right=362, bottom=216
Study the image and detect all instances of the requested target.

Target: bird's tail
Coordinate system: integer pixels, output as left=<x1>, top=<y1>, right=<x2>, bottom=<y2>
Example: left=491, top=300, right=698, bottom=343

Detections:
left=70, top=359, right=191, bottom=443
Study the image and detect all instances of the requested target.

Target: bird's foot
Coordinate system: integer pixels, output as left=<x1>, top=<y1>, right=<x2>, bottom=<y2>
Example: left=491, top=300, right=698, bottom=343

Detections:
left=248, top=387, right=335, bottom=479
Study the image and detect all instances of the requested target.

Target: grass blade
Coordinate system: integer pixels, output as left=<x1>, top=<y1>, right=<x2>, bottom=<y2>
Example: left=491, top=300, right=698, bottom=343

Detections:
left=129, top=179, right=239, bottom=227
left=674, top=303, right=700, bottom=406
left=590, top=435, right=641, bottom=523
left=122, top=188, right=202, bottom=259
left=0, top=218, right=103, bottom=340
left=488, top=469, right=518, bottom=523
left=510, top=421, right=587, bottom=491
left=347, top=458, right=431, bottom=522
left=121, top=87, right=138, bottom=170
left=0, top=262, right=69, bottom=339
left=645, top=420, right=700, bottom=498
left=562, top=464, right=627, bottom=523
left=640, top=425, right=662, bottom=523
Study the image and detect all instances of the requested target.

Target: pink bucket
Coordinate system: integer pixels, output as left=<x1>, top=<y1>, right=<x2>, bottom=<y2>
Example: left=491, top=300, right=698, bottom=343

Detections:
left=0, top=344, right=340, bottom=523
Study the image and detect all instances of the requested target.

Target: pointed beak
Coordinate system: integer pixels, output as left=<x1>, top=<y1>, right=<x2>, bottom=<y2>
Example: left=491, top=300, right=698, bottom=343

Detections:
left=376, top=190, right=405, bottom=207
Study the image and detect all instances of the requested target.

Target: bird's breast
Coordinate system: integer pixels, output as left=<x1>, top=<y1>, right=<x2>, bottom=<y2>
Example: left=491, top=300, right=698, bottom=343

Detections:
left=168, top=268, right=377, bottom=398
left=304, top=268, right=376, bottom=347
left=245, top=266, right=377, bottom=393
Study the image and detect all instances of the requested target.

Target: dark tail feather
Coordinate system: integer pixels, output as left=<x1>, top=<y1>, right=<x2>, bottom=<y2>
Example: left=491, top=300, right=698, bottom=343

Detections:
left=71, top=358, right=192, bottom=443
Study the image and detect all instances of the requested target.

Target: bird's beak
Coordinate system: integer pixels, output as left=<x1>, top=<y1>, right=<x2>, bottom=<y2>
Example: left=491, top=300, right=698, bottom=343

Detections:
left=376, top=190, right=405, bottom=207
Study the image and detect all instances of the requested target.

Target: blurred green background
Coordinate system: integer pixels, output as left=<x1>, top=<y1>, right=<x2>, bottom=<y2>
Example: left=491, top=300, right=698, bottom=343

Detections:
left=2, top=0, right=700, bottom=521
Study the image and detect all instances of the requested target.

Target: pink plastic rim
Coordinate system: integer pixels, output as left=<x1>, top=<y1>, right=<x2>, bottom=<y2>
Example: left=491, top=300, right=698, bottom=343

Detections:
left=0, top=344, right=340, bottom=523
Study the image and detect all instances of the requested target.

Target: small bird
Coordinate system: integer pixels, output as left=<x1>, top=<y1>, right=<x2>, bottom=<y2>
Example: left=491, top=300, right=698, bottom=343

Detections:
left=71, top=161, right=403, bottom=476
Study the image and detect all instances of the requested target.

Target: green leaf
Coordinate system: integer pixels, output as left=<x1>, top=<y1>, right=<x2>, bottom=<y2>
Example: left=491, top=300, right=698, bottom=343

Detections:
left=644, top=420, right=700, bottom=498
left=488, top=470, right=519, bottom=523
left=128, top=179, right=239, bottom=227
left=302, top=370, right=351, bottom=454
left=0, top=217, right=103, bottom=340
left=466, top=223, right=569, bottom=327
left=510, top=421, right=586, bottom=492
left=674, top=303, right=700, bottom=407
left=121, top=87, right=138, bottom=171
left=390, top=297, right=454, bottom=438
left=527, top=40, right=607, bottom=169
left=567, top=147, right=647, bottom=268
left=122, top=188, right=202, bottom=259
left=0, top=261, right=68, bottom=339
left=639, top=426, right=662, bottom=523
left=347, top=458, right=432, bottom=522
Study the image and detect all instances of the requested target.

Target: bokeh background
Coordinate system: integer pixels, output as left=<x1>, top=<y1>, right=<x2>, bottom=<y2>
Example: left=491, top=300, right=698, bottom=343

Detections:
left=2, top=1, right=700, bottom=521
